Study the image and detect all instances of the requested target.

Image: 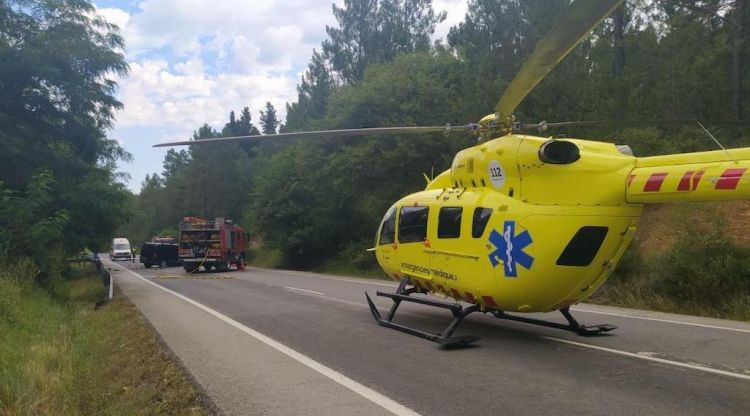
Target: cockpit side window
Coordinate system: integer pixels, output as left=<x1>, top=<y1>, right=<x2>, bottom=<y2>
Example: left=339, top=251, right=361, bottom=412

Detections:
left=378, top=206, right=396, bottom=245
left=472, top=207, right=493, bottom=238
left=438, top=207, right=462, bottom=238
left=398, top=206, right=429, bottom=243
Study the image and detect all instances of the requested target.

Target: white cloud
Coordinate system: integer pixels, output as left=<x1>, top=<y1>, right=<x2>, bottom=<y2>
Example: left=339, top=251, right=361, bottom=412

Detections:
left=95, top=0, right=468, bottom=190
left=97, top=7, right=130, bottom=31
left=116, top=59, right=296, bottom=132
left=434, top=0, right=468, bottom=41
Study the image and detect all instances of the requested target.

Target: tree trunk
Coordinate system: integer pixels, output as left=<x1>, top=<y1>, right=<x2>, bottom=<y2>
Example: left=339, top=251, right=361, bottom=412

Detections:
left=613, top=6, right=626, bottom=119
left=733, top=0, right=747, bottom=120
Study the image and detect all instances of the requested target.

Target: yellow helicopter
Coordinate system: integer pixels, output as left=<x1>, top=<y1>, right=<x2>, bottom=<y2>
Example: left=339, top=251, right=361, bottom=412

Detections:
left=156, top=0, right=750, bottom=346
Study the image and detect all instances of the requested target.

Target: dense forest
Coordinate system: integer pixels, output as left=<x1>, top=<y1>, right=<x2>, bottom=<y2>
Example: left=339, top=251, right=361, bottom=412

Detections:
left=120, top=0, right=750, bottom=272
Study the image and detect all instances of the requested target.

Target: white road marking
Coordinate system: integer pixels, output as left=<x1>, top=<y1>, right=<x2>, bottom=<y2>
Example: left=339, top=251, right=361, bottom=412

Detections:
left=545, top=336, right=750, bottom=381
left=571, top=307, right=750, bottom=334
left=118, top=265, right=420, bottom=416
left=284, top=286, right=325, bottom=296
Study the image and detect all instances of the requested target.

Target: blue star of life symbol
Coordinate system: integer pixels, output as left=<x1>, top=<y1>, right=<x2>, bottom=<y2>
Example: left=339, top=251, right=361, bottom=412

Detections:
left=488, top=221, right=534, bottom=277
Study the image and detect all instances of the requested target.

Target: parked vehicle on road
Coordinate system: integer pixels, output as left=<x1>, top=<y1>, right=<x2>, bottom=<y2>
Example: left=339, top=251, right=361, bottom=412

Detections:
left=110, top=237, right=133, bottom=261
left=140, top=241, right=180, bottom=268
left=179, top=217, right=247, bottom=272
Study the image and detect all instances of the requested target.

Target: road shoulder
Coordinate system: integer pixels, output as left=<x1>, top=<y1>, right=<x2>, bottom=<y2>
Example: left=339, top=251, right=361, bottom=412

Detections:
left=107, top=261, right=397, bottom=416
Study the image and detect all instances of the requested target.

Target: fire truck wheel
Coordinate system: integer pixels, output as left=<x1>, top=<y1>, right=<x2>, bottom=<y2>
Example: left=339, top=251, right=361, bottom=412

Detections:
left=219, top=259, right=231, bottom=272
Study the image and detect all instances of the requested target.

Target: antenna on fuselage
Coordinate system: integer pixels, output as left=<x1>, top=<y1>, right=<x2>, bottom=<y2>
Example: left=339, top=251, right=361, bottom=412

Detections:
left=697, top=121, right=738, bottom=164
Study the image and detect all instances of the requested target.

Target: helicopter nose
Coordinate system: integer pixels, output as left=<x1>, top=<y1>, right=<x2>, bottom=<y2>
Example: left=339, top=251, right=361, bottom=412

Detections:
left=538, top=140, right=580, bottom=164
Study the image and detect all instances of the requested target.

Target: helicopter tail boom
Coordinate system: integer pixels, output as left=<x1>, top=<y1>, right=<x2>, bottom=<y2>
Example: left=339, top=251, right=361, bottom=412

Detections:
left=627, top=148, right=750, bottom=204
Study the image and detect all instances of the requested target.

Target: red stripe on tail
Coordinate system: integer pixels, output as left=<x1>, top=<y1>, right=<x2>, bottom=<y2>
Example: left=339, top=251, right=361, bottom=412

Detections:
left=677, top=171, right=694, bottom=191
left=644, top=173, right=668, bottom=192
left=715, top=168, right=746, bottom=190
left=692, top=170, right=705, bottom=190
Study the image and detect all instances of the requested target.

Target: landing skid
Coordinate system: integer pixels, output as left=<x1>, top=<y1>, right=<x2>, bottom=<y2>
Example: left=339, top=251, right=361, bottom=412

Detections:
left=492, top=307, right=616, bottom=336
left=365, top=279, right=481, bottom=346
left=365, top=278, right=616, bottom=346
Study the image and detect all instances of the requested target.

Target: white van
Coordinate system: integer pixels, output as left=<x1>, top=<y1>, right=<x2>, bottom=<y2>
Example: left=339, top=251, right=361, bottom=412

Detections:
left=110, top=237, right=132, bottom=261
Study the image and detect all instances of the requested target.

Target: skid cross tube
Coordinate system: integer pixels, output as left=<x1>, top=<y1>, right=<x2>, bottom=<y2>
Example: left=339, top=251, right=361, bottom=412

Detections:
left=492, top=307, right=616, bottom=336
left=365, top=278, right=481, bottom=346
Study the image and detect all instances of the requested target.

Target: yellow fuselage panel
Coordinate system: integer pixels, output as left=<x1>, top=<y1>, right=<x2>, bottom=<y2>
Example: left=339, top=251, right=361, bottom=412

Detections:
left=375, top=187, right=641, bottom=312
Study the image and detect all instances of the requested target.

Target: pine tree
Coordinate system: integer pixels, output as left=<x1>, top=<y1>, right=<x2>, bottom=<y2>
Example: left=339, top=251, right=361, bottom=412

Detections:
left=323, top=0, right=445, bottom=84
left=260, top=102, right=280, bottom=134
left=284, top=50, right=336, bottom=131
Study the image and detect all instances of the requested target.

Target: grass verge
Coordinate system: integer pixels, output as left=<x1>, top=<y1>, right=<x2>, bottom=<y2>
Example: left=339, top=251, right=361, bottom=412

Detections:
left=0, top=265, right=209, bottom=415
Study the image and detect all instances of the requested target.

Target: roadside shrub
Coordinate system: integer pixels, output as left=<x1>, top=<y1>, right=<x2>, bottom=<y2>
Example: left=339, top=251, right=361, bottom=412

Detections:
left=651, top=226, right=750, bottom=307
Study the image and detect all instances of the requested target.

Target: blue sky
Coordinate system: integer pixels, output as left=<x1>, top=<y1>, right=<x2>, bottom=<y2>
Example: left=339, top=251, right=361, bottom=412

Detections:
left=94, top=0, right=468, bottom=192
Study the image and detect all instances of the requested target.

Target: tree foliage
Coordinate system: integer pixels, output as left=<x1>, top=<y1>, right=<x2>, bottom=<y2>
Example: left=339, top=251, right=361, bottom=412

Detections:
left=260, top=102, right=280, bottom=135
left=323, top=0, right=445, bottom=84
left=0, top=0, right=130, bottom=282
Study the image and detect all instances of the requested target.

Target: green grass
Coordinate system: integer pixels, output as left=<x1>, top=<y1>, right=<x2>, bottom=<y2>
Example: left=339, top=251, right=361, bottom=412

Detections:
left=0, top=265, right=208, bottom=415
left=247, top=246, right=284, bottom=269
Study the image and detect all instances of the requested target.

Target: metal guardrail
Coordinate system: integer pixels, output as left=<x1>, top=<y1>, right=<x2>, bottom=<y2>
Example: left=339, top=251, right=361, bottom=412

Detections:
left=92, top=256, right=113, bottom=305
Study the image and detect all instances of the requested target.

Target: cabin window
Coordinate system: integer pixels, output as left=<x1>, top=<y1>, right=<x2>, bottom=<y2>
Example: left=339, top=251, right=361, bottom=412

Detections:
left=378, top=206, right=396, bottom=245
left=438, top=207, right=462, bottom=238
left=398, top=206, right=429, bottom=243
left=472, top=207, right=493, bottom=238
left=556, top=226, right=609, bottom=266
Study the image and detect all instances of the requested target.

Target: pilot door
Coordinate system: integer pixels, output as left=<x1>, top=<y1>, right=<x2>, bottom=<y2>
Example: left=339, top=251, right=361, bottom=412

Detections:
left=395, top=205, right=432, bottom=282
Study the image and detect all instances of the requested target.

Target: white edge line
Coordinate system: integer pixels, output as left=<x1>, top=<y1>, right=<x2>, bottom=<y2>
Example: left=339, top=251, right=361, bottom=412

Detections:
left=118, top=266, right=421, bottom=416
left=284, top=286, right=326, bottom=296
left=544, top=336, right=750, bottom=381
left=571, top=307, right=750, bottom=334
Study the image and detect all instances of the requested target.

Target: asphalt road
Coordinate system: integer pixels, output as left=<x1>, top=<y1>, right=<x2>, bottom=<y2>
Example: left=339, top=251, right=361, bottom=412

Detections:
left=107, top=258, right=750, bottom=416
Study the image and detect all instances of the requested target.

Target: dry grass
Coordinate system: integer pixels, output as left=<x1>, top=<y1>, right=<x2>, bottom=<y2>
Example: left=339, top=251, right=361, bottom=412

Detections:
left=0, top=267, right=209, bottom=415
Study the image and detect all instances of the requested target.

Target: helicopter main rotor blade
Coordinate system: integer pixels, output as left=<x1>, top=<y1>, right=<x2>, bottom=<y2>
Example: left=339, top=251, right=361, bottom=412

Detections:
left=153, top=126, right=469, bottom=147
left=495, top=0, right=624, bottom=120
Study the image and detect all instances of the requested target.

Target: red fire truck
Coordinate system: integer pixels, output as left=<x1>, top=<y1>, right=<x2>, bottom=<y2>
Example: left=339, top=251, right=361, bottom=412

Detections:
left=179, top=217, right=247, bottom=272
